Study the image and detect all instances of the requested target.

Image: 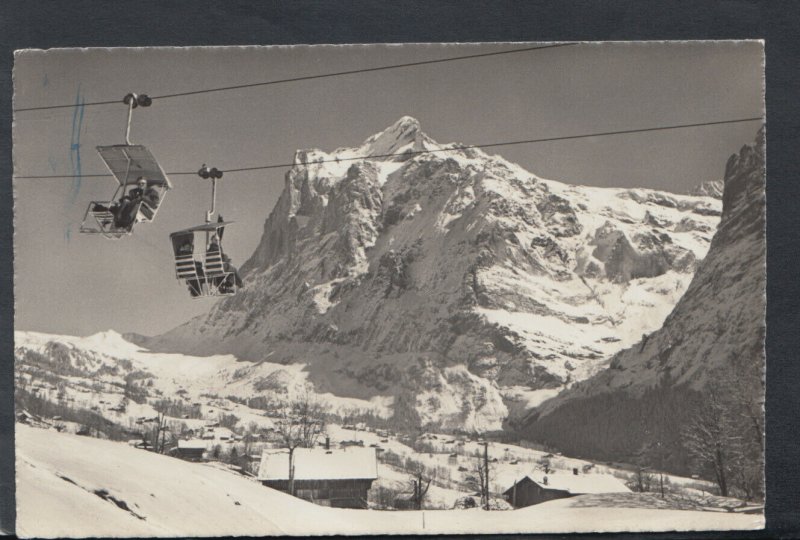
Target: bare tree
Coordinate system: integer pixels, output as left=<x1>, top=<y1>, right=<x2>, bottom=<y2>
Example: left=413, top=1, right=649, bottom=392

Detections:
left=628, top=467, right=655, bottom=493
left=683, top=362, right=764, bottom=501
left=275, top=388, right=325, bottom=496
left=682, top=386, right=737, bottom=497
left=144, top=412, right=171, bottom=454
left=466, top=457, right=489, bottom=509
left=410, top=471, right=431, bottom=510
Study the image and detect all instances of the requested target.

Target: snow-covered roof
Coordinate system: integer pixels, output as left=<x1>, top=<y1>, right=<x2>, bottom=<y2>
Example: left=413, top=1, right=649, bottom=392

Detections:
left=204, top=427, right=235, bottom=439
left=508, top=473, right=631, bottom=495
left=257, top=447, right=377, bottom=481
left=177, top=439, right=208, bottom=450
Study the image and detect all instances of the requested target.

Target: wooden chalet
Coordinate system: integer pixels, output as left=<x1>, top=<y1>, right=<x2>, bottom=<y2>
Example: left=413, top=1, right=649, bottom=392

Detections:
left=504, top=471, right=631, bottom=508
left=174, top=439, right=207, bottom=461
left=257, top=445, right=378, bottom=509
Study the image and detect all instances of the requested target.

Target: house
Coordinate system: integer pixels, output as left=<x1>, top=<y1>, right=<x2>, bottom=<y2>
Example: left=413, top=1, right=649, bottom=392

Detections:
left=257, top=445, right=378, bottom=509
left=175, top=439, right=207, bottom=461
left=201, top=426, right=235, bottom=442
left=503, top=471, right=631, bottom=508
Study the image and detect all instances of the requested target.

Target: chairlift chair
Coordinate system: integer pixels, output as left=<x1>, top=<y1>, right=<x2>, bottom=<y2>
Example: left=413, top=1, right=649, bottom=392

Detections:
left=79, top=93, right=171, bottom=239
left=170, top=221, right=239, bottom=299
left=79, top=145, right=172, bottom=238
left=170, top=164, right=241, bottom=299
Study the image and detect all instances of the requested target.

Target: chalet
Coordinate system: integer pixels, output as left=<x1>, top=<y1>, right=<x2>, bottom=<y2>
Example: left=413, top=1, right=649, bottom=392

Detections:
left=339, top=440, right=364, bottom=448
left=201, top=426, right=235, bottom=442
left=504, top=471, right=631, bottom=508
left=175, top=439, right=207, bottom=461
left=257, top=445, right=378, bottom=509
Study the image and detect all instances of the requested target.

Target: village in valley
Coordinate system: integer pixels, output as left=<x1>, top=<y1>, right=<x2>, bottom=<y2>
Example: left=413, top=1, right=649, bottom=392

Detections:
left=14, top=328, right=763, bottom=535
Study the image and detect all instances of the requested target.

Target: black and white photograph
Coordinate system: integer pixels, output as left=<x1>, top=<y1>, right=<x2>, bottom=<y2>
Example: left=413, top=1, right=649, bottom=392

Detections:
left=12, top=41, right=765, bottom=536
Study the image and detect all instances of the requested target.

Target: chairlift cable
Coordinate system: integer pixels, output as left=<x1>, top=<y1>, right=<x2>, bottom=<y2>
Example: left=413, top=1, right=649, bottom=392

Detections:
left=13, top=115, right=763, bottom=180
left=13, top=43, right=577, bottom=113
left=130, top=233, right=175, bottom=262
left=221, top=116, right=764, bottom=173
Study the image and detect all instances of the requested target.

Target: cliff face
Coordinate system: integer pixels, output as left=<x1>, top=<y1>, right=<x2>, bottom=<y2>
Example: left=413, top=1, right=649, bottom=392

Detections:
left=520, top=128, right=765, bottom=471
left=139, top=117, right=721, bottom=431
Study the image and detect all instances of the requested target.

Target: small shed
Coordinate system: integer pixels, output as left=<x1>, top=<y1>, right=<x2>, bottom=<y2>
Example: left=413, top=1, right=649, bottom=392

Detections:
left=504, top=472, right=631, bottom=508
left=257, top=447, right=378, bottom=509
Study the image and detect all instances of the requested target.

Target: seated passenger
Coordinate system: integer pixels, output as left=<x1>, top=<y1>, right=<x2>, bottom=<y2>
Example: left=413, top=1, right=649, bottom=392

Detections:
left=219, top=254, right=244, bottom=293
left=187, top=260, right=205, bottom=297
left=116, top=177, right=161, bottom=228
left=207, top=234, right=221, bottom=255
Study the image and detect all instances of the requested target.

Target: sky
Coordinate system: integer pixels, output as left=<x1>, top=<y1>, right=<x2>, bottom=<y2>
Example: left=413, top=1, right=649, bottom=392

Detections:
left=13, top=42, right=764, bottom=337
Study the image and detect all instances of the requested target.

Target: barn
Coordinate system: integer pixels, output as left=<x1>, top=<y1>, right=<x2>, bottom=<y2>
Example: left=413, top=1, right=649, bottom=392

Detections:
left=257, top=446, right=378, bottom=509
left=504, top=471, right=631, bottom=508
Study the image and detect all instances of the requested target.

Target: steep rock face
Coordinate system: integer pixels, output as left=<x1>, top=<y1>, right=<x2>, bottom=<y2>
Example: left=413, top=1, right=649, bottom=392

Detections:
left=521, top=128, right=765, bottom=470
left=140, top=117, right=721, bottom=431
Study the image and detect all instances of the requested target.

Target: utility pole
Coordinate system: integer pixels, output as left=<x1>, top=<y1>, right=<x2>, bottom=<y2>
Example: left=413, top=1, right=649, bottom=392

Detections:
left=480, top=441, right=489, bottom=510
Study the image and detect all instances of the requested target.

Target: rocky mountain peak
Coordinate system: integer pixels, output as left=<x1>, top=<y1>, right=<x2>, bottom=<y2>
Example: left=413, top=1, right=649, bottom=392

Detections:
left=359, top=115, right=426, bottom=157
left=721, top=126, right=765, bottom=225
left=143, top=118, right=723, bottom=432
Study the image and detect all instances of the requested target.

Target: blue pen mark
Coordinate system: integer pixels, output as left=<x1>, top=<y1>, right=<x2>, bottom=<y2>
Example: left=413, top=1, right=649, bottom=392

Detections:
left=66, top=86, right=86, bottom=243
left=43, top=73, right=49, bottom=87
left=68, top=86, right=86, bottom=204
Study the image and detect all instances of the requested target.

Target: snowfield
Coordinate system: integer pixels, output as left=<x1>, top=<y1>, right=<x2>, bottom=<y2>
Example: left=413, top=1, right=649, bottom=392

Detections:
left=16, top=425, right=763, bottom=537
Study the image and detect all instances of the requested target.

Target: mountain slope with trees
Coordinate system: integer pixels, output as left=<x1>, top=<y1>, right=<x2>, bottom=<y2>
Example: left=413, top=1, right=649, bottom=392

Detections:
left=518, top=128, right=765, bottom=500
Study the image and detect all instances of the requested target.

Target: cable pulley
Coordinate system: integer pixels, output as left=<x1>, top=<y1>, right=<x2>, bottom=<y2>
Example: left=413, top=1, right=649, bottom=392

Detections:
left=123, top=93, right=152, bottom=108
left=198, top=165, right=223, bottom=180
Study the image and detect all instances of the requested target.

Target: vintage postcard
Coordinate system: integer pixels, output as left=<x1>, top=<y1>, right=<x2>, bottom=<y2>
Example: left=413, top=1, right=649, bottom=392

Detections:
left=12, top=42, right=765, bottom=536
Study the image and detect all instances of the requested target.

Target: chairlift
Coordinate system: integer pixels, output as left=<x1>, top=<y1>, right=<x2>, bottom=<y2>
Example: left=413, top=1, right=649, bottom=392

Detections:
left=170, top=165, right=242, bottom=299
left=80, top=93, right=171, bottom=238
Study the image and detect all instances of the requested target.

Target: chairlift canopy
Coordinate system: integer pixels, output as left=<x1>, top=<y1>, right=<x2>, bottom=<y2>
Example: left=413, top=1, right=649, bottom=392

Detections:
left=96, top=144, right=172, bottom=188
left=170, top=221, right=234, bottom=238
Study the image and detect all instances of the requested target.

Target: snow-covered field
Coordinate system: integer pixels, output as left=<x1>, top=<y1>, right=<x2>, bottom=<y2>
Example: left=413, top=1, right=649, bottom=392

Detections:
left=16, top=425, right=763, bottom=537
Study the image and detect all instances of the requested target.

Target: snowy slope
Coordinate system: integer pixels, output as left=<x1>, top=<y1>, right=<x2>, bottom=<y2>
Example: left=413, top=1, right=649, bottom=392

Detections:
left=16, top=425, right=762, bottom=537
left=15, top=329, right=392, bottom=425
left=128, top=116, right=720, bottom=431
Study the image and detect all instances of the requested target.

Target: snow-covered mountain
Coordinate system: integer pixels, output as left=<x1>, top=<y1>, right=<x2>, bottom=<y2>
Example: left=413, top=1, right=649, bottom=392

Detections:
left=130, top=116, right=721, bottom=431
left=688, top=179, right=724, bottom=199
left=15, top=329, right=392, bottom=422
left=519, top=127, right=765, bottom=472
